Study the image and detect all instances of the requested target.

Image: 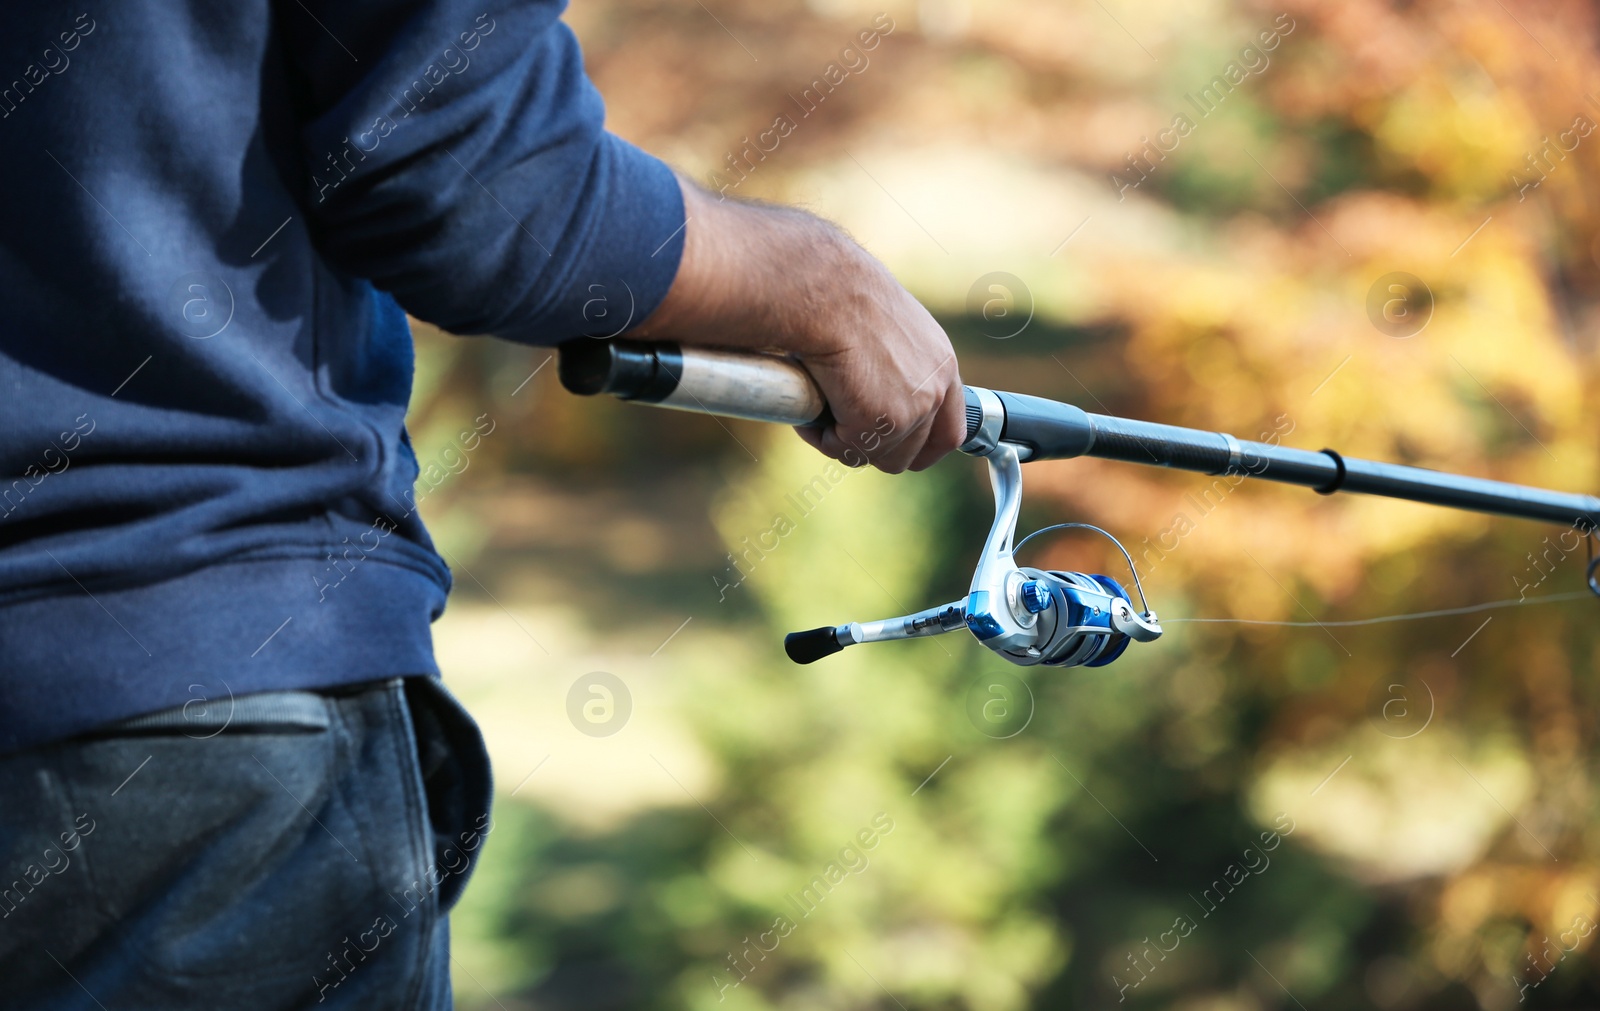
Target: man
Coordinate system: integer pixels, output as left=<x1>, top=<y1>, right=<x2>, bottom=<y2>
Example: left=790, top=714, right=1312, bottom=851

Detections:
left=0, top=1, right=963, bottom=1007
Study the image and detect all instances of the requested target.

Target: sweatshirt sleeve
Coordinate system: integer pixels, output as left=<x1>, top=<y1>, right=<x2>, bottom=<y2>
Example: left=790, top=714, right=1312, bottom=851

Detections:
left=274, top=0, right=685, bottom=344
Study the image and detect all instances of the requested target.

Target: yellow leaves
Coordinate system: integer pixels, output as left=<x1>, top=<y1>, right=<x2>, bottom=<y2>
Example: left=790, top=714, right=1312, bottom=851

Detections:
left=1371, top=77, right=1527, bottom=201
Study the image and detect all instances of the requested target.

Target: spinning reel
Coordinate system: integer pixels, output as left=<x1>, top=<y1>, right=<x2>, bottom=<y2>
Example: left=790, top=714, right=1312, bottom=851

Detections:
left=781, top=420, right=1162, bottom=668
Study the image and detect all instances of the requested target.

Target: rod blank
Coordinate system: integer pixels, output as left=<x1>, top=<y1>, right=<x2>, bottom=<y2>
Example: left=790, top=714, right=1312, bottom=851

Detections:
left=984, top=391, right=1600, bottom=530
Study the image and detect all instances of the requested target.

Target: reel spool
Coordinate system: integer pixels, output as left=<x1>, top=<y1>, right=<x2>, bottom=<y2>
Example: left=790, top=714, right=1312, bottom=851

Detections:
left=1001, top=570, right=1145, bottom=668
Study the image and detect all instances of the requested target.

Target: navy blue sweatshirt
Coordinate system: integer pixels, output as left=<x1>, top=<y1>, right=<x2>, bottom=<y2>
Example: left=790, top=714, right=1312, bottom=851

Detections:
left=0, top=2, right=686, bottom=753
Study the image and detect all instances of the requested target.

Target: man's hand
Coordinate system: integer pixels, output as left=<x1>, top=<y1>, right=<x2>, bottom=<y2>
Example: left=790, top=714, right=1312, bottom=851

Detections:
left=631, top=175, right=965, bottom=474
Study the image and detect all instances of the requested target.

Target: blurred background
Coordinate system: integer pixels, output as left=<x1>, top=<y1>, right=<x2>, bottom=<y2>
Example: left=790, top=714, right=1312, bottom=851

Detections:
left=411, top=1, right=1600, bottom=1007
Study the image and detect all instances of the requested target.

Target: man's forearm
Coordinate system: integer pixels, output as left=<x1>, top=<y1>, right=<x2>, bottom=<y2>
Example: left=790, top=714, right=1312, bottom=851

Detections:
left=628, top=173, right=966, bottom=474
left=633, top=174, right=858, bottom=356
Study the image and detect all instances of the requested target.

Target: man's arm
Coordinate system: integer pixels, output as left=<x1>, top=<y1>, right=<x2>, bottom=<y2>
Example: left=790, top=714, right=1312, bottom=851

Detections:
left=276, top=0, right=961, bottom=471
left=632, top=176, right=966, bottom=474
left=279, top=2, right=688, bottom=343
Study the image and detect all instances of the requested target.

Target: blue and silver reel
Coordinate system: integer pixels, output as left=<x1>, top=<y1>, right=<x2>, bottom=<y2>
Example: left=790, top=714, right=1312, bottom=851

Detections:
left=784, top=440, right=1162, bottom=668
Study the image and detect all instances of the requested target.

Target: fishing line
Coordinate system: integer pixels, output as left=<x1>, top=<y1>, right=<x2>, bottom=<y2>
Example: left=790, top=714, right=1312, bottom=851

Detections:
left=1163, top=590, right=1595, bottom=628
left=1016, top=518, right=1600, bottom=632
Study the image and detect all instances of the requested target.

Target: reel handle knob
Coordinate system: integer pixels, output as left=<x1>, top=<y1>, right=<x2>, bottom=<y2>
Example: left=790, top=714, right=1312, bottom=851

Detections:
left=1019, top=580, right=1052, bottom=614
left=785, top=626, right=847, bottom=664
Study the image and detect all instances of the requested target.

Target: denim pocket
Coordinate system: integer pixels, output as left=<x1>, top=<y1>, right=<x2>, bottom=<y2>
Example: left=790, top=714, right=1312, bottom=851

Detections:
left=0, top=755, right=101, bottom=995
left=67, top=685, right=429, bottom=984
left=401, top=676, right=494, bottom=913
left=68, top=717, right=378, bottom=982
left=1, top=681, right=458, bottom=1008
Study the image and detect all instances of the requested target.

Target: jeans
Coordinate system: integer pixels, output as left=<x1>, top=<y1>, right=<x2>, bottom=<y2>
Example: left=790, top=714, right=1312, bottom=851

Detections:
left=0, top=675, right=493, bottom=1010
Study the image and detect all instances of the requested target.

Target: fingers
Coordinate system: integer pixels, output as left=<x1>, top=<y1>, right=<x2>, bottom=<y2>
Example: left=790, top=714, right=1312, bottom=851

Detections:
left=795, top=417, right=921, bottom=473
left=780, top=259, right=964, bottom=475
left=794, top=373, right=966, bottom=474
left=793, top=424, right=825, bottom=455
left=880, top=376, right=963, bottom=474
left=907, top=376, right=967, bottom=472
left=794, top=423, right=872, bottom=468
left=867, top=411, right=934, bottom=474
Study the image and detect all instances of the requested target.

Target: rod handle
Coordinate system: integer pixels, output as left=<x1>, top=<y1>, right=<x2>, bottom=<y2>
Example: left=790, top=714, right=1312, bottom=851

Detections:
left=559, top=339, right=828, bottom=427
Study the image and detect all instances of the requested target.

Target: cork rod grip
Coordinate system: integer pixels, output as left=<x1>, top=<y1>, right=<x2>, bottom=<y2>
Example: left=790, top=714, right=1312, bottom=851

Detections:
left=557, top=339, right=828, bottom=427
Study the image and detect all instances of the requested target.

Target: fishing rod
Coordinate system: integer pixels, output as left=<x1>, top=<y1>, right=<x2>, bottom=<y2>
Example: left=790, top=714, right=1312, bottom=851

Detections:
left=558, top=339, right=1600, bottom=669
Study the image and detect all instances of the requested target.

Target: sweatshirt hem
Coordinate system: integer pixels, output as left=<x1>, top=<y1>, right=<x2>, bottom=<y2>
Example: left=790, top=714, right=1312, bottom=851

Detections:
left=0, top=556, right=448, bottom=755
